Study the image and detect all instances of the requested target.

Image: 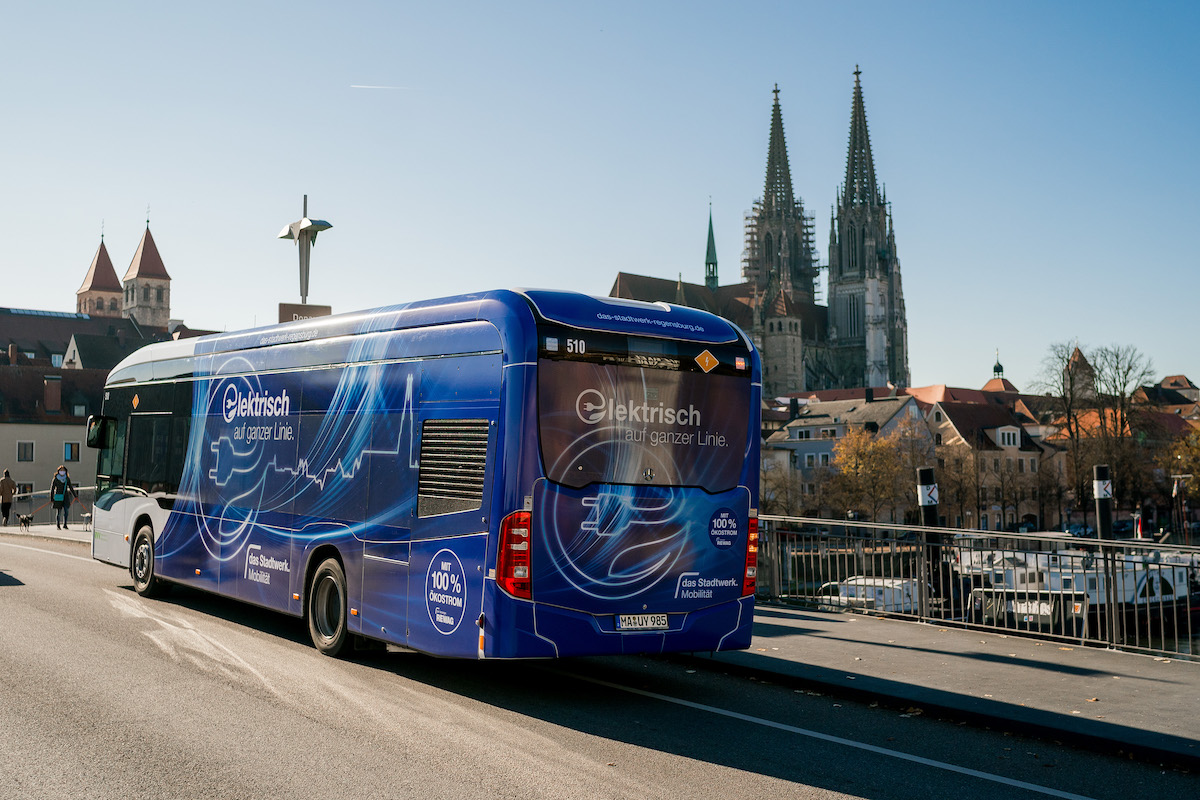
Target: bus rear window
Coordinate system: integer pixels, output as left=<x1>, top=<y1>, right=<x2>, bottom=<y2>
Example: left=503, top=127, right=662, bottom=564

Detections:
left=537, top=329, right=751, bottom=492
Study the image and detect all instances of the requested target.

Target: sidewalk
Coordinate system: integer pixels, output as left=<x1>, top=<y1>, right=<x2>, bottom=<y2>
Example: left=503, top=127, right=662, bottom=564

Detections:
left=2, top=521, right=91, bottom=544
left=7, top=523, right=1198, bottom=767
left=706, top=603, right=1200, bottom=768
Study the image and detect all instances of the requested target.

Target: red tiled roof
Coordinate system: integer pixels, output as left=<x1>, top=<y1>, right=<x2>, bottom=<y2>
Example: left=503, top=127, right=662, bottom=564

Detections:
left=981, top=377, right=1018, bottom=393
left=122, top=226, right=171, bottom=281
left=77, top=240, right=123, bottom=293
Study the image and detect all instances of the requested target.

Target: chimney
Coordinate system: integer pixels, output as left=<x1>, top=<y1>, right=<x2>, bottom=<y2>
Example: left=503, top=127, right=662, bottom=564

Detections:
left=7, top=344, right=16, bottom=365
left=789, top=398, right=800, bottom=420
left=44, top=376, right=62, bottom=413
left=864, top=387, right=874, bottom=403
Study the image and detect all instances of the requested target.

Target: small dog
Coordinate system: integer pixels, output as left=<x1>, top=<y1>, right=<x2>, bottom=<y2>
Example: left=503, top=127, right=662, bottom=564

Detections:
left=18, top=514, right=33, bottom=531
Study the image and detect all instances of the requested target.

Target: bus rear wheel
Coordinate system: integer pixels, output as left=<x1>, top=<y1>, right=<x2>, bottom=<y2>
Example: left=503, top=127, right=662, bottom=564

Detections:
left=308, top=558, right=349, bottom=657
left=131, top=525, right=170, bottom=598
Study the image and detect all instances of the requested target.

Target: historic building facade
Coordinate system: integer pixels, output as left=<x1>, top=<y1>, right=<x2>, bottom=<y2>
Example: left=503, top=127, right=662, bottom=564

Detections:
left=611, top=70, right=910, bottom=398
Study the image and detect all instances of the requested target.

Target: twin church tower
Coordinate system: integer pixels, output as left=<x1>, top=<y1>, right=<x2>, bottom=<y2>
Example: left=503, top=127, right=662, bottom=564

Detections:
left=612, top=68, right=910, bottom=397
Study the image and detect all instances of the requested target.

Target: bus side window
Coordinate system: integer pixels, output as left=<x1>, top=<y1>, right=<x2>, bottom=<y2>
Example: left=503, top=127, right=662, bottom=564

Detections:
left=126, top=416, right=174, bottom=493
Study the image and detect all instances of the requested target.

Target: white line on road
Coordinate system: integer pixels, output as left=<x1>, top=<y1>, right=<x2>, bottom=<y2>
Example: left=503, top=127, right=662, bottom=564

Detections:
left=570, top=673, right=1098, bottom=800
left=0, top=539, right=95, bottom=563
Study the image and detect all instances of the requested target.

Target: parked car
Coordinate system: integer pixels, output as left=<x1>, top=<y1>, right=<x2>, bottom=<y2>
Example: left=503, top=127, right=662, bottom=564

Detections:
left=1065, top=523, right=1095, bottom=538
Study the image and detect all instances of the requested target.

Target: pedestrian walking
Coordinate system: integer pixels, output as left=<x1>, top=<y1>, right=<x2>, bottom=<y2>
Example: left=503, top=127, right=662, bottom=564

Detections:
left=0, top=469, right=16, bottom=526
left=51, top=465, right=75, bottom=530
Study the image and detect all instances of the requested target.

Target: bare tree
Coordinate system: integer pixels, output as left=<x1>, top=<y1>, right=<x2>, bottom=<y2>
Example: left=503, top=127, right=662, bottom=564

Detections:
left=1036, top=341, right=1095, bottom=522
left=936, top=442, right=980, bottom=528
left=1091, top=343, right=1156, bottom=505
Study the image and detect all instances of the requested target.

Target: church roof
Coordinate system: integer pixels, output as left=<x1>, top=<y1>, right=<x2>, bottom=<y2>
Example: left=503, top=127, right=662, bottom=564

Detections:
left=843, top=67, right=880, bottom=208
left=705, top=208, right=718, bottom=266
left=76, top=240, right=123, bottom=294
left=122, top=225, right=171, bottom=281
left=609, top=272, right=718, bottom=314
left=762, top=85, right=796, bottom=215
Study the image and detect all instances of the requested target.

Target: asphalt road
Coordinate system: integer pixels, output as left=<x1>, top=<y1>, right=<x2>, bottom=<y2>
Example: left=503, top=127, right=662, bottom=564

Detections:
left=0, top=534, right=1194, bottom=800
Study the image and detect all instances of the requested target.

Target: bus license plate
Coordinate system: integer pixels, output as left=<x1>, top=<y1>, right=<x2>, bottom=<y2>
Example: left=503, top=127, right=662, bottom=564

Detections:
left=617, top=613, right=668, bottom=630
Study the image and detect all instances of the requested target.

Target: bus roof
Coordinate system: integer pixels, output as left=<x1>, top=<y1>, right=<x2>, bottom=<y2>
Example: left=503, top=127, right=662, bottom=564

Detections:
left=107, top=289, right=750, bottom=381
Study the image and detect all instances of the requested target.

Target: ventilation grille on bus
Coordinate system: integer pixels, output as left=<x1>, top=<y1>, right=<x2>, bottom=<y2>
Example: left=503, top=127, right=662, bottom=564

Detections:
left=418, top=419, right=489, bottom=517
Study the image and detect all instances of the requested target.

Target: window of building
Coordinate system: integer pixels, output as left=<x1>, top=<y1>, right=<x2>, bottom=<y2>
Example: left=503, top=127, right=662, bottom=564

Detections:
left=1018, top=458, right=1025, bottom=473
left=935, top=433, right=943, bottom=445
left=17, top=482, right=33, bottom=499
left=17, top=441, right=33, bottom=462
left=993, top=458, right=1000, bottom=472
left=64, top=442, right=80, bottom=462
left=1031, top=459, right=1038, bottom=473
left=820, top=453, right=830, bottom=466
left=792, top=429, right=812, bottom=440
left=805, top=454, right=815, bottom=468
left=156, top=288, right=164, bottom=303
left=934, top=411, right=943, bottom=422
left=51, top=354, right=63, bottom=367
left=821, top=428, right=837, bottom=438
left=72, top=404, right=86, bottom=417
left=143, top=286, right=151, bottom=302
left=109, top=298, right=118, bottom=311
left=993, top=487, right=1001, bottom=502
left=807, top=483, right=815, bottom=495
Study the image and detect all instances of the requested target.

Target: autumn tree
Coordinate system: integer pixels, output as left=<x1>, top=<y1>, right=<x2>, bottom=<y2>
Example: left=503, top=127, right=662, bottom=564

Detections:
left=827, top=426, right=903, bottom=522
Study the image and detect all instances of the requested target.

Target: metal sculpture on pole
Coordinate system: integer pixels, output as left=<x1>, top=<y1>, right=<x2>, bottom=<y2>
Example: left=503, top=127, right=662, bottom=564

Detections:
left=277, top=195, right=332, bottom=305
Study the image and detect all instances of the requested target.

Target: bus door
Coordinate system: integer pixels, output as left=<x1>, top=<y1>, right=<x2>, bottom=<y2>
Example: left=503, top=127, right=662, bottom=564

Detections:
left=88, top=414, right=130, bottom=567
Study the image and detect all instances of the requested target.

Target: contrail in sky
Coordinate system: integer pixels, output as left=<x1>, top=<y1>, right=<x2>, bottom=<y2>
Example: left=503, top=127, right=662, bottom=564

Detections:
left=350, top=85, right=410, bottom=90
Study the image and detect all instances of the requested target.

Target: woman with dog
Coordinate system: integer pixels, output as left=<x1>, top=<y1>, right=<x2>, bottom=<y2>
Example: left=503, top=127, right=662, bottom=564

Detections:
left=0, top=469, right=16, bottom=526
left=50, top=465, right=75, bottom=530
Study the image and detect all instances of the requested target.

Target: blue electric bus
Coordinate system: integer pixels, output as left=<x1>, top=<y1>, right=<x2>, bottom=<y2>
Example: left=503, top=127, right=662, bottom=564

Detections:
left=87, top=289, right=761, bottom=658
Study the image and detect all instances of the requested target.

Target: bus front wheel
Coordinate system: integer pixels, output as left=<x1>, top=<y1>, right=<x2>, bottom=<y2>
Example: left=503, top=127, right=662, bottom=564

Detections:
left=131, top=525, right=170, bottom=598
left=307, top=558, right=349, bottom=657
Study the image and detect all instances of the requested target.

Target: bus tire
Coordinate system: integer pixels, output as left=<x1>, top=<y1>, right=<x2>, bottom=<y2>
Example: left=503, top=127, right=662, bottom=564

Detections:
left=308, top=558, right=349, bottom=657
left=131, top=525, right=170, bottom=598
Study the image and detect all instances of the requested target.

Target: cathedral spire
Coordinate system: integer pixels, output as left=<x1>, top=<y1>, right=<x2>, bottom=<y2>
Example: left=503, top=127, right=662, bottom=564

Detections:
left=763, top=84, right=795, bottom=215
left=843, top=66, right=879, bottom=207
left=705, top=203, right=718, bottom=291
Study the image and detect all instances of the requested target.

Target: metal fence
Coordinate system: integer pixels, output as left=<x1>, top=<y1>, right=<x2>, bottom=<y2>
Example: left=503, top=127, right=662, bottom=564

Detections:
left=5, top=486, right=98, bottom=529
left=758, top=515, right=1200, bottom=660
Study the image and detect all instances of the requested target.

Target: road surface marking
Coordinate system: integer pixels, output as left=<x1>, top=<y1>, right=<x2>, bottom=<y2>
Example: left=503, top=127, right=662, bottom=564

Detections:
left=571, top=672, right=1097, bottom=800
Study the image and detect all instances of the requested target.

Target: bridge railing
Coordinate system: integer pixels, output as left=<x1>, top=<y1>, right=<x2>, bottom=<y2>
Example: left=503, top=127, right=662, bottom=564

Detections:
left=6, top=486, right=98, bottom=529
left=758, top=515, right=1200, bottom=660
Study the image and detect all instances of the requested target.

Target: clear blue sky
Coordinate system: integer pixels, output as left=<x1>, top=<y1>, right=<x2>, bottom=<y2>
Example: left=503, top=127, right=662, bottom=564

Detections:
left=3, top=1, right=1197, bottom=393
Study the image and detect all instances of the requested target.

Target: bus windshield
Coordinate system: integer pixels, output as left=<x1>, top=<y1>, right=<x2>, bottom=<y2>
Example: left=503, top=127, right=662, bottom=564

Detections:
left=536, top=325, right=751, bottom=493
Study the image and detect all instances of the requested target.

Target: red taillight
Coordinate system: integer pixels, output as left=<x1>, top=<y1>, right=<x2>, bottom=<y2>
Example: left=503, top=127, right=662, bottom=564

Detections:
left=742, top=514, right=759, bottom=597
left=497, top=510, right=532, bottom=599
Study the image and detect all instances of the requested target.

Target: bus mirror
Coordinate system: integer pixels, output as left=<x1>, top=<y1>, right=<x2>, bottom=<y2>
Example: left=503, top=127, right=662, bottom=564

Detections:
left=86, top=415, right=114, bottom=449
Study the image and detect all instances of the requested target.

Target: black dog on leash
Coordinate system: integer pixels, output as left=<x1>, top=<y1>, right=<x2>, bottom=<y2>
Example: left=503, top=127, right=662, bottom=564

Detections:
left=18, top=514, right=33, bottom=531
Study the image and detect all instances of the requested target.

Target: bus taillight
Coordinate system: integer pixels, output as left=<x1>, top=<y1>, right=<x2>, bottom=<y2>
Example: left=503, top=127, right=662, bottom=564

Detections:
left=497, top=510, right=532, bottom=599
left=742, top=514, right=759, bottom=597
